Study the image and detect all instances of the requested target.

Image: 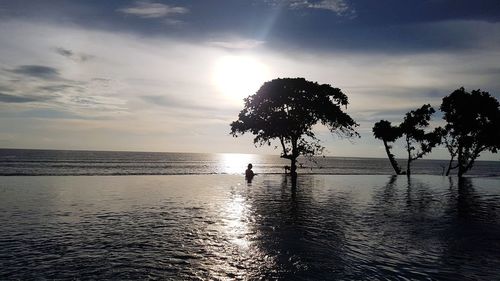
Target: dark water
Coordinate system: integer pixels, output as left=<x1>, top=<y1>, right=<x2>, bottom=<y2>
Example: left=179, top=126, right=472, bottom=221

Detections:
left=1, top=175, right=499, bottom=280
left=1, top=149, right=499, bottom=176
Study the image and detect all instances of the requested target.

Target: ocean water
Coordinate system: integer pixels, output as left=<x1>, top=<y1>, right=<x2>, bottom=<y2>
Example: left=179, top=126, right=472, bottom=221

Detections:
left=1, top=175, right=499, bottom=280
left=1, top=149, right=499, bottom=176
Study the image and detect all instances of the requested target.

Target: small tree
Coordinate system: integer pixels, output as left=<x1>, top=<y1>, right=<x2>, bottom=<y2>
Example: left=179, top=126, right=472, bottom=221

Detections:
left=399, top=104, right=441, bottom=176
left=230, top=78, right=359, bottom=179
left=373, top=104, right=440, bottom=176
left=440, top=87, right=500, bottom=177
left=372, top=120, right=403, bottom=175
left=435, top=126, right=458, bottom=176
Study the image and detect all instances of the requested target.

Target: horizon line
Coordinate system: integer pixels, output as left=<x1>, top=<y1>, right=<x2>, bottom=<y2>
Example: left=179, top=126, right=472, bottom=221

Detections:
left=1, top=147, right=499, bottom=162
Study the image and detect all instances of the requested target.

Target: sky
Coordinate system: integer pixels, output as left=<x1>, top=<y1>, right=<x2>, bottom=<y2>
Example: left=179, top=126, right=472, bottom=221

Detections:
left=0, top=0, right=499, bottom=160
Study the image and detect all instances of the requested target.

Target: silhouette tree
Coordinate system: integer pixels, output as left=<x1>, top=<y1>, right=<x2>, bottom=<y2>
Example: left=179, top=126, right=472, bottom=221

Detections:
left=373, top=104, right=440, bottom=176
left=399, top=104, right=441, bottom=176
left=435, top=126, right=457, bottom=176
left=230, top=78, right=359, bottom=181
left=372, top=120, right=403, bottom=175
left=439, top=87, right=500, bottom=177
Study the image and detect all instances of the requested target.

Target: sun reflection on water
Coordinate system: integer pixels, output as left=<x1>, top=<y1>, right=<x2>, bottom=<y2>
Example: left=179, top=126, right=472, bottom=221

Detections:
left=219, top=153, right=257, bottom=175
left=224, top=193, right=251, bottom=249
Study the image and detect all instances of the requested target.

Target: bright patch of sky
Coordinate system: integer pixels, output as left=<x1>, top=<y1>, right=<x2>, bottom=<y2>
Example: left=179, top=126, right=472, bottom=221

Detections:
left=0, top=0, right=499, bottom=160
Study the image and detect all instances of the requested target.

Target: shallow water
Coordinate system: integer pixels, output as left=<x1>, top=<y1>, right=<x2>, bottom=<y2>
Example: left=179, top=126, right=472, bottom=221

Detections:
left=1, top=175, right=499, bottom=280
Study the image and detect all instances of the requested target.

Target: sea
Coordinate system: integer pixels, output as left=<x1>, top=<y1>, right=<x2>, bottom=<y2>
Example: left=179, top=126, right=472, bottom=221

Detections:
left=1, top=174, right=500, bottom=280
left=1, top=148, right=499, bottom=176
left=1, top=149, right=500, bottom=280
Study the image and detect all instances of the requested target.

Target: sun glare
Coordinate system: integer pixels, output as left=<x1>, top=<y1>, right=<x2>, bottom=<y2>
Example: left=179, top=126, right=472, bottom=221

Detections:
left=213, top=55, right=269, bottom=103
left=219, top=153, right=257, bottom=174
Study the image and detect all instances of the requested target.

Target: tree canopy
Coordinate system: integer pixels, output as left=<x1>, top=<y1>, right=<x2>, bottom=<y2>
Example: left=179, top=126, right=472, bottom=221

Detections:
left=372, top=120, right=403, bottom=175
left=399, top=104, right=441, bottom=175
left=439, top=87, right=500, bottom=177
left=373, top=104, right=440, bottom=175
left=230, top=78, right=359, bottom=178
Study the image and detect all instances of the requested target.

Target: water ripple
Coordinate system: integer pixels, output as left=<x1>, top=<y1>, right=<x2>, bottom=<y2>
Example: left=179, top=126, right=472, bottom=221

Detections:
left=1, top=175, right=500, bottom=279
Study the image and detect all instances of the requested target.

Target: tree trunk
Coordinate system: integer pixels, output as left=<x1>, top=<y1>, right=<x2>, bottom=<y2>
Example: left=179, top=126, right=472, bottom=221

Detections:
left=458, top=166, right=465, bottom=178
left=290, top=157, right=297, bottom=176
left=445, top=156, right=454, bottom=176
left=290, top=137, right=298, bottom=188
left=457, top=145, right=465, bottom=178
left=383, top=140, right=401, bottom=175
left=290, top=156, right=297, bottom=188
left=406, top=151, right=411, bottom=176
left=406, top=136, right=411, bottom=176
left=458, top=159, right=468, bottom=178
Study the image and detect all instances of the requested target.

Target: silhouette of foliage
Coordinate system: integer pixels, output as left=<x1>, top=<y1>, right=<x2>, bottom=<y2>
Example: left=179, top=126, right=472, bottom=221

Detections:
left=373, top=104, right=440, bottom=176
left=372, top=120, right=403, bottom=175
left=439, top=87, right=500, bottom=177
left=230, top=78, right=359, bottom=178
left=399, top=104, right=441, bottom=175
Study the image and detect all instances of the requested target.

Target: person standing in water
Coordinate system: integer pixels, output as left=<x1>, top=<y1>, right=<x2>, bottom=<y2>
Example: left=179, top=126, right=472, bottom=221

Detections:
left=245, top=163, right=255, bottom=182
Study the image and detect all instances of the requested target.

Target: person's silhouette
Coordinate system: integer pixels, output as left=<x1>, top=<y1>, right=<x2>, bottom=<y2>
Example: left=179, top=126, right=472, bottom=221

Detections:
left=245, top=163, right=255, bottom=182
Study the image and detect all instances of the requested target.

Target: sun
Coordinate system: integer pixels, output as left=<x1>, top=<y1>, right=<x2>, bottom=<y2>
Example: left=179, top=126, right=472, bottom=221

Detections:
left=212, top=55, right=269, bottom=102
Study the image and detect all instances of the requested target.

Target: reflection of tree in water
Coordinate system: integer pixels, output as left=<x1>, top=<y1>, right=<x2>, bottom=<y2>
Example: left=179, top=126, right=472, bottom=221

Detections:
left=372, top=176, right=440, bottom=234
left=365, top=175, right=500, bottom=279
left=207, top=175, right=500, bottom=279
left=404, top=176, right=438, bottom=219
left=437, top=177, right=500, bottom=279
left=248, top=175, right=352, bottom=280
left=363, top=176, right=445, bottom=278
left=381, top=175, right=398, bottom=202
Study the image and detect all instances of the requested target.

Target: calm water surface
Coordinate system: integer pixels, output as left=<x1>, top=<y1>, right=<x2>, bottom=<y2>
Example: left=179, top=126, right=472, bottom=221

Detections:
left=1, top=175, right=499, bottom=280
left=1, top=149, right=498, bottom=176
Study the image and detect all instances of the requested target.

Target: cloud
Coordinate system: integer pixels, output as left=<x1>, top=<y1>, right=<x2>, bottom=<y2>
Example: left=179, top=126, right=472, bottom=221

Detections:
left=278, top=0, right=354, bottom=16
left=55, top=47, right=72, bottom=57
left=7, top=65, right=60, bottom=80
left=0, top=20, right=233, bottom=122
left=38, top=84, right=81, bottom=92
left=140, top=94, right=226, bottom=113
left=0, top=19, right=498, bottom=158
left=1, top=63, right=125, bottom=114
left=0, top=59, right=127, bottom=112
left=207, top=39, right=265, bottom=50
left=54, top=47, right=93, bottom=62
left=117, top=1, right=188, bottom=19
left=0, top=92, right=39, bottom=103
left=0, top=108, right=103, bottom=120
